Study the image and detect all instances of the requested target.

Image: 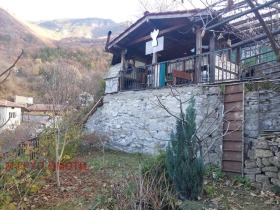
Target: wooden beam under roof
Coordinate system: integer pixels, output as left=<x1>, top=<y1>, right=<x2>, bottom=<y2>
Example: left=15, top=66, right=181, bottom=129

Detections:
left=234, top=22, right=274, bottom=36
left=206, top=0, right=279, bottom=30
left=128, top=23, right=187, bottom=46
left=229, top=10, right=278, bottom=27
left=245, top=0, right=279, bottom=58
left=231, top=27, right=280, bottom=48
left=230, top=21, right=278, bottom=40
left=108, top=11, right=202, bottom=50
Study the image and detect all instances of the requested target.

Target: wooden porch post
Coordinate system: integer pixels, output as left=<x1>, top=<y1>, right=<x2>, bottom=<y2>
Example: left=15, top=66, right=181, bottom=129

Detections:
left=236, top=47, right=241, bottom=78
left=152, top=51, right=158, bottom=64
left=120, top=49, right=127, bottom=91
left=121, top=49, right=127, bottom=70
left=195, top=27, right=202, bottom=83
left=209, top=34, right=216, bottom=83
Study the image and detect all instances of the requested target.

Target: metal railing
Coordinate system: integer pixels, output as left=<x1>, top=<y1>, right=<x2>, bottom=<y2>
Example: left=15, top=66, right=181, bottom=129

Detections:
left=17, top=137, right=40, bottom=160
left=240, top=44, right=280, bottom=78
left=1, top=136, right=40, bottom=161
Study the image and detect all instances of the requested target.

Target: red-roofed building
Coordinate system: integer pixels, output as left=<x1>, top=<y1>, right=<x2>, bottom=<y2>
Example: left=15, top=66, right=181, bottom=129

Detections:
left=27, top=104, right=66, bottom=115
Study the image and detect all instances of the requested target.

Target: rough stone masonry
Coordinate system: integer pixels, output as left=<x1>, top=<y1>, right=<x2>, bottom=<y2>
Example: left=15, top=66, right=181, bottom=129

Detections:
left=244, top=88, right=280, bottom=190
left=86, top=85, right=224, bottom=165
left=244, top=135, right=280, bottom=191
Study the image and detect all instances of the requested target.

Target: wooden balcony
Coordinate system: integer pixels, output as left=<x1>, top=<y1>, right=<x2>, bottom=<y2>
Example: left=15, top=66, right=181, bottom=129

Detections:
left=119, top=45, right=279, bottom=91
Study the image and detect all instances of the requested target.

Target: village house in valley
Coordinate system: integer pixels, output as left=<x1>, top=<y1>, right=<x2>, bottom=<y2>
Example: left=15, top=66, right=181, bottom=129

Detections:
left=23, top=104, right=67, bottom=129
left=0, top=100, right=25, bottom=133
left=26, top=104, right=66, bottom=116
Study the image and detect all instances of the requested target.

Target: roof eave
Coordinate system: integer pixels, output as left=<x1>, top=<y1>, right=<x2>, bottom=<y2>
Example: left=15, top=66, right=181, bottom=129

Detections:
left=107, top=10, right=208, bottom=52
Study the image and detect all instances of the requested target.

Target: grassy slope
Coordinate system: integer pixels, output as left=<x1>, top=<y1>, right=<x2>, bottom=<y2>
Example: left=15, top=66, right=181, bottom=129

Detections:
left=19, top=149, right=280, bottom=210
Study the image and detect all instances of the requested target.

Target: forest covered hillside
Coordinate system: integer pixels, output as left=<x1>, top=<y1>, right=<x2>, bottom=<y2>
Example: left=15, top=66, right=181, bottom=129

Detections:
left=0, top=8, right=114, bottom=102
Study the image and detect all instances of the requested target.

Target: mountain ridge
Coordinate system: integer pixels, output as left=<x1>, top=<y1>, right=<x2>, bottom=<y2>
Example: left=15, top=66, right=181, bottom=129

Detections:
left=31, top=17, right=125, bottom=40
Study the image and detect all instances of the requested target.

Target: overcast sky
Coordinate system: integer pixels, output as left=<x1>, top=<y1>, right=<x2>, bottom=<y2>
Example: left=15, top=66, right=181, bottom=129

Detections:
left=0, top=0, right=141, bottom=22
left=0, top=0, right=205, bottom=23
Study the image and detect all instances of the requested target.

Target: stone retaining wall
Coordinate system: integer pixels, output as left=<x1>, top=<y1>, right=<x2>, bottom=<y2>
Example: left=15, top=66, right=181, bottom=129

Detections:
left=86, top=85, right=223, bottom=164
left=244, top=88, right=280, bottom=189
left=87, top=84, right=280, bottom=180
left=244, top=135, right=280, bottom=190
left=244, top=90, right=280, bottom=156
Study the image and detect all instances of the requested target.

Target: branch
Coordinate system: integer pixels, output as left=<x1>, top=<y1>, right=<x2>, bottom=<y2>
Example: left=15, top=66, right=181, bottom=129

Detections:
left=0, top=49, right=24, bottom=85
left=141, top=122, right=170, bottom=142
left=245, top=0, right=280, bottom=59
left=199, top=102, right=240, bottom=143
left=202, top=123, right=242, bottom=156
left=152, top=95, right=183, bottom=122
left=0, top=117, right=10, bottom=129
left=201, top=103, right=242, bottom=156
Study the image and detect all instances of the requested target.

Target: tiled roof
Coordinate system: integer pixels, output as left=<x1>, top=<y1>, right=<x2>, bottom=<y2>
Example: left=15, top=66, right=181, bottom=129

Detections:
left=27, top=104, right=66, bottom=112
left=0, top=100, right=24, bottom=108
left=108, top=9, right=205, bottom=49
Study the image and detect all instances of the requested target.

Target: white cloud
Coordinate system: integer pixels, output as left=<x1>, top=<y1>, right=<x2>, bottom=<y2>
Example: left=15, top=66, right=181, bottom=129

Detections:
left=0, top=0, right=206, bottom=22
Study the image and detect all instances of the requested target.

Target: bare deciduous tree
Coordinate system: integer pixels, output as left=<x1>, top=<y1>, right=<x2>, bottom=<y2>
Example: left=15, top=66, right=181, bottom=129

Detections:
left=0, top=50, right=24, bottom=130
left=39, top=62, right=83, bottom=186
left=0, top=50, right=24, bottom=85
left=137, top=0, right=180, bottom=13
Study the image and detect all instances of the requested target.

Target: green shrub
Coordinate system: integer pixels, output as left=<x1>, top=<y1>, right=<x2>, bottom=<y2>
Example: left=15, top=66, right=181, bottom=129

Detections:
left=166, top=98, right=204, bottom=200
left=233, top=176, right=251, bottom=188
left=204, top=184, right=217, bottom=199
left=205, top=165, right=225, bottom=182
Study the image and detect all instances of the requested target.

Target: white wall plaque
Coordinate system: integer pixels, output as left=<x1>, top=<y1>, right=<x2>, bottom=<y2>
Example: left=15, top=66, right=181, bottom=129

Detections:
left=145, top=36, right=164, bottom=55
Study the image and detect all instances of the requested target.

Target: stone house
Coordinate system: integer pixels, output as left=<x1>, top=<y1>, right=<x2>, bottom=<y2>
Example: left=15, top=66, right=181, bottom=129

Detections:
left=87, top=0, right=280, bottom=188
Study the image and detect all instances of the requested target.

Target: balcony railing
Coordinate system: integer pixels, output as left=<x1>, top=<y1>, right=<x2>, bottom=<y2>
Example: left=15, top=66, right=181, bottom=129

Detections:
left=119, top=46, right=279, bottom=91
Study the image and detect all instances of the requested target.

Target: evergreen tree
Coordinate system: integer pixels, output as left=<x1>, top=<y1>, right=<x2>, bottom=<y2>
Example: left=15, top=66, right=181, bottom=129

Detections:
left=166, top=98, right=204, bottom=200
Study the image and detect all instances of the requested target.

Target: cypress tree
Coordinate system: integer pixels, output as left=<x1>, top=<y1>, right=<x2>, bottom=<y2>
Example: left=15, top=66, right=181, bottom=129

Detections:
left=166, top=98, right=204, bottom=200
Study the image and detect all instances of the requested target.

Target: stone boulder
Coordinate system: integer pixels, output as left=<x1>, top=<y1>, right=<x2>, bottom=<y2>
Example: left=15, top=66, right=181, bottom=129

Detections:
left=256, top=174, right=269, bottom=183
left=245, top=160, right=257, bottom=168
left=256, top=140, right=269, bottom=149
left=255, top=149, right=273, bottom=158
left=262, top=166, right=278, bottom=172
left=271, top=178, right=280, bottom=187
left=256, top=158, right=264, bottom=167
left=265, top=172, right=278, bottom=178
left=244, top=168, right=261, bottom=175
left=269, top=156, right=280, bottom=167
left=262, top=158, right=272, bottom=166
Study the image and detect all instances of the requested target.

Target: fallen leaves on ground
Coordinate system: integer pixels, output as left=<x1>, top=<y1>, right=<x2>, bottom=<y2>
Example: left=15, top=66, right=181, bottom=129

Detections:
left=17, top=151, right=280, bottom=209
